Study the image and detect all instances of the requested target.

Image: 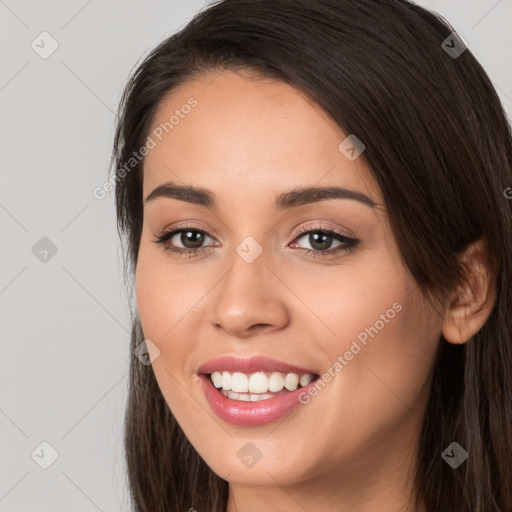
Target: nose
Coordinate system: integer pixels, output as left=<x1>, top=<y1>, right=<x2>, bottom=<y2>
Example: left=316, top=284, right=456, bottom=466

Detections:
left=211, top=245, right=290, bottom=339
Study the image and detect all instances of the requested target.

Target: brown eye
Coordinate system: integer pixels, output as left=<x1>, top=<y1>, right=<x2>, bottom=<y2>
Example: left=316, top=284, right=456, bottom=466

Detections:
left=290, top=227, right=358, bottom=257
left=153, top=227, right=216, bottom=257
left=296, top=231, right=339, bottom=251
left=173, top=229, right=207, bottom=249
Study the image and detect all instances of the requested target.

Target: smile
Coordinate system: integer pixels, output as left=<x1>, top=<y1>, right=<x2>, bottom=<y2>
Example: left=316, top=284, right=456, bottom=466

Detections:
left=210, top=371, right=316, bottom=401
left=197, top=356, right=320, bottom=426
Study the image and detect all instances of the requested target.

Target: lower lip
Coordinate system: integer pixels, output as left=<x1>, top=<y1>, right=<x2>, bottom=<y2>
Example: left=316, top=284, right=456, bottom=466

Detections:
left=199, top=374, right=318, bottom=427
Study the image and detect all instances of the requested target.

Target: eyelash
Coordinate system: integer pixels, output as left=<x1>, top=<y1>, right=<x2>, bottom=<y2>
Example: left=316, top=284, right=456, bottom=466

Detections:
left=152, top=223, right=359, bottom=259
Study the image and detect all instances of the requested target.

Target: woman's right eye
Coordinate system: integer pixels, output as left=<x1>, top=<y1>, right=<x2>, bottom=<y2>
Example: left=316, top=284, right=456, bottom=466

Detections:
left=153, top=227, right=216, bottom=257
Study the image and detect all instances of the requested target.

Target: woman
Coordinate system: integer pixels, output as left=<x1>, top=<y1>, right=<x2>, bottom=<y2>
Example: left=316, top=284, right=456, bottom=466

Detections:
left=110, top=0, right=512, bottom=510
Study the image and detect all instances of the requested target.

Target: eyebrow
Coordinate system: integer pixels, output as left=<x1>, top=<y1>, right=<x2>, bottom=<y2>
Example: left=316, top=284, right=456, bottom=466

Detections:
left=144, top=181, right=377, bottom=210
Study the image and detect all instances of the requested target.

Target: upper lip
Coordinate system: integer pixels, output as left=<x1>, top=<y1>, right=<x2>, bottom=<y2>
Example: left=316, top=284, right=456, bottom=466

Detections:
left=197, top=355, right=319, bottom=375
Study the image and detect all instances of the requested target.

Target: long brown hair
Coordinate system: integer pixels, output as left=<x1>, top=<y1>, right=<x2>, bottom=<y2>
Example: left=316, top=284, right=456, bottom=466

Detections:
left=110, top=1, right=512, bottom=510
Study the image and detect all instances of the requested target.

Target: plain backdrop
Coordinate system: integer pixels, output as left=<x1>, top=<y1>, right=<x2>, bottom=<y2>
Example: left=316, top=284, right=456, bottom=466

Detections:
left=0, top=1, right=511, bottom=510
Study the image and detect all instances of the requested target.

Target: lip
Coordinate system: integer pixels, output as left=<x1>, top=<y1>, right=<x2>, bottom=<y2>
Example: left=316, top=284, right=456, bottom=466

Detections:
left=199, top=374, right=319, bottom=427
left=197, top=355, right=318, bottom=375
left=197, top=355, right=320, bottom=427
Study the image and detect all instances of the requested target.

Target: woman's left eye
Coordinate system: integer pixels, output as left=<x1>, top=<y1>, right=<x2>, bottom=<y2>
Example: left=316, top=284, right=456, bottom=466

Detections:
left=290, top=228, right=358, bottom=256
left=152, top=225, right=358, bottom=258
left=290, top=229, right=357, bottom=254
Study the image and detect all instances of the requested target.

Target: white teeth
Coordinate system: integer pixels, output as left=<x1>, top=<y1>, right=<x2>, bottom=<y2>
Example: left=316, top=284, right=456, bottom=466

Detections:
left=284, top=373, right=299, bottom=391
left=210, top=370, right=316, bottom=397
left=221, top=390, right=275, bottom=401
left=222, top=371, right=232, bottom=390
left=248, top=372, right=268, bottom=393
left=268, top=372, right=285, bottom=392
left=300, top=373, right=314, bottom=387
left=231, top=372, right=249, bottom=392
left=211, top=371, right=223, bottom=388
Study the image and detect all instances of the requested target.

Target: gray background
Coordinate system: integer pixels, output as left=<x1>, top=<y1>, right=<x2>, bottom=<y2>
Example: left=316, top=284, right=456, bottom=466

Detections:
left=0, top=1, right=510, bottom=510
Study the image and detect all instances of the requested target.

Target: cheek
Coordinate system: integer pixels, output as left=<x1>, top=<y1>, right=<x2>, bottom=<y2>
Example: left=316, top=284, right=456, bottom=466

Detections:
left=135, top=246, right=199, bottom=340
left=284, top=247, right=411, bottom=361
left=135, top=252, right=202, bottom=419
left=329, top=284, right=439, bottom=434
left=370, top=289, right=440, bottom=391
left=299, top=253, right=438, bottom=429
left=135, top=246, right=210, bottom=392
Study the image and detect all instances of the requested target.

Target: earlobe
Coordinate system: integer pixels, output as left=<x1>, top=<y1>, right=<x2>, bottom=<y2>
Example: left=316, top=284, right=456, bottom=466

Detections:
left=441, top=237, right=497, bottom=345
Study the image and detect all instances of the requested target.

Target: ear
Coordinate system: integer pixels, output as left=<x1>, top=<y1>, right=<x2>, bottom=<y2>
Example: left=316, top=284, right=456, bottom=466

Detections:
left=441, top=237, right=497, bottom=344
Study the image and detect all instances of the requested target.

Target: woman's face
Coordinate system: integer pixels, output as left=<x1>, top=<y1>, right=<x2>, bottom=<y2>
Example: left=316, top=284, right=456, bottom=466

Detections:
left=135, top=69, right=442, bottom=489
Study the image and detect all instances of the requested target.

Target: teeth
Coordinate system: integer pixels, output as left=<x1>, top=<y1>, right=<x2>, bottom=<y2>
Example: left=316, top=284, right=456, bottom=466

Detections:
left=284, top=373, right=299, bottom=391
left=222, top=390, right=276, bottom=401
left=211, top=372, right=223, bottom=388
left=231, top=372, right=249, bottom=393
left=300, top=374, right=314, bottom=387
left=249, top=372, right=268, bottom=393
left=268, top=372, right=284, bottom=392
left=210, top=370, right=316, bottom=395
left=222, top=371, right=232, bottom=390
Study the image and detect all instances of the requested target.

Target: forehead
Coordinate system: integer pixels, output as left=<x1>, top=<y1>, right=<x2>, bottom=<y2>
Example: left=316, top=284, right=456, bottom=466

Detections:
left=142, top=69, right=381, bottom=208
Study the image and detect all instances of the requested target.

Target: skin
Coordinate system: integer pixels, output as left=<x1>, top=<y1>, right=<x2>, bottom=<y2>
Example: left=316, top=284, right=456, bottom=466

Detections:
left=135, top=69, right=496, bottom=512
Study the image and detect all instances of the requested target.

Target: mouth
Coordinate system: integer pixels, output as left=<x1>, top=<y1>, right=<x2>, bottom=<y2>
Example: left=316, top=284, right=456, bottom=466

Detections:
left=196, top=356, right=321, bottom=426
left=198, top=371, right=320, bottom=426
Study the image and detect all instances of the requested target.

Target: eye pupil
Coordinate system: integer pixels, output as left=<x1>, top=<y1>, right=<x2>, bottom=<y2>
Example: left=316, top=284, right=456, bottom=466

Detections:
left=182, top=230, right=204, bottom=248
left=309, top=232, right=333, bottom=251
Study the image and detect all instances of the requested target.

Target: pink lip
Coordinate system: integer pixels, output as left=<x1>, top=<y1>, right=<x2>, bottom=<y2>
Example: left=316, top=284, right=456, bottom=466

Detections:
left=197, top=355, right=318, bottom=375
left=199, top=374, right=319, bottom=427
left=197, top=355, right=320, bottom=427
